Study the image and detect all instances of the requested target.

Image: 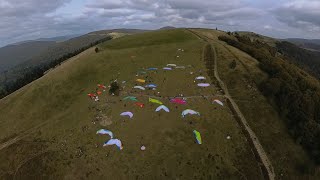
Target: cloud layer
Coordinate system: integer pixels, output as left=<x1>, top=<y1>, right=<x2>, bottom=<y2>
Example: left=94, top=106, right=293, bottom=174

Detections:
left=1, top=0, right=320, bottom=46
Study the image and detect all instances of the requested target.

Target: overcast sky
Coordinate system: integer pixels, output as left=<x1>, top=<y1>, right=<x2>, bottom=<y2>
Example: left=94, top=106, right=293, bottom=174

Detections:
left=1, top=0, right=320, bottom=47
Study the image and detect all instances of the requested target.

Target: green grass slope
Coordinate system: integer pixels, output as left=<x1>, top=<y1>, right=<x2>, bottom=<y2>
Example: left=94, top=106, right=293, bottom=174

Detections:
left=0, top=29, right=262, bottom=179
left=192, top=29, right=320, bottom=179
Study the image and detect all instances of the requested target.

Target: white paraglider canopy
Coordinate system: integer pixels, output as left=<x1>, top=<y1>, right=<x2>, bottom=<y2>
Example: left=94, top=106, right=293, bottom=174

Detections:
left=96, top=129, right=114, bottom=139
left=195, top=76, right=206, bottom=80
left=133, top=86, right=146, bottom=90
left=182, top=109, right=200, bottom=117
left=213, top=99, right=224, bottom=106
left=104, top=139, right=123, bottom=150
left=120, top=111, right=134, bottom=118
left=155, top=105, right=170, bottom=112
left=167, top=64, right=177, bottom=67
left=197, top=83, right=210, bottom=87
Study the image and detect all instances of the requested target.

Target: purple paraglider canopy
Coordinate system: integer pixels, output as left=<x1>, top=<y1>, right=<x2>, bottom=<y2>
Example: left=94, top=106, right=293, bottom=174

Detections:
left=197, top=83, right=210, bottom=87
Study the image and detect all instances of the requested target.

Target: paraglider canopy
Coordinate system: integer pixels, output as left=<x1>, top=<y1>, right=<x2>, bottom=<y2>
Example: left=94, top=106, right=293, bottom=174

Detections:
left=170, top=98, right=187, bottom=105
left=147, top=67, right=158, bottom=71
left=197, top=83, right=210, bottom=87
left=96, top=129, right=114, bottom=139
left=134, top=86, right=145, bottom=90
left=193, top=130, right=202, bottom=144
left=120, top=111, right=134, bottom=118
left=163, top=67, right=172, bottom=70
left=136, top=79, right=146, bottom=83
left=213, top=99, right=224, bottom=106
left=149, top=97, right=163, bottom=105
left=167, top=64, right=177, bottom=67
left=87, top=93, right=95, bottom=98
left=155, top=105, right=170, bottom=112
left=104, top=139, right=123, bottom=150
left=123, top=96, right=138, bottom=101
left=97, top=84, right=106, bottom=89
left=135, top=102, right=145, bottom=108
left=145, top=84, right=157, bottom=88
left=195, top=76, right=206, bottom=80
left=182, top=109, right=200, bottom=118
left=97, top=91, right=102, bottom=95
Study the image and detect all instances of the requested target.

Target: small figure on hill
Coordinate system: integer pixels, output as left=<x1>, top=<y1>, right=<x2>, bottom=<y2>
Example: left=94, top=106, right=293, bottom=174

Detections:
left=109, top=82, right=120, bottom=96
left=95, top=47, right=99, bottom=53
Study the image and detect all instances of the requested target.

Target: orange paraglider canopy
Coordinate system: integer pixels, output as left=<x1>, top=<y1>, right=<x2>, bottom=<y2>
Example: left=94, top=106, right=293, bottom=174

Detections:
left=97, top=91, right=102, bottom=95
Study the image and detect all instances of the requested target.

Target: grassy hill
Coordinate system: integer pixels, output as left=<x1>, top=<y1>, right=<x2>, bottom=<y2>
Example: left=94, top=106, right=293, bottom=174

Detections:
left=1, top=28, right=320, bottom=179
left=0, top=29, right=264, bottom=179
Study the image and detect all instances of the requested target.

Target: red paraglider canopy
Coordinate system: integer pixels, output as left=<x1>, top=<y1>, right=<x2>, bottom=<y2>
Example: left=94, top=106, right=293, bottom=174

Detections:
left=135, top=102, right=145, bottom=108
left=87, top=93, right=96, bottom=98
left=97, top=84, right=106, bottom=89
left=170, top=98, right=187, bottom=105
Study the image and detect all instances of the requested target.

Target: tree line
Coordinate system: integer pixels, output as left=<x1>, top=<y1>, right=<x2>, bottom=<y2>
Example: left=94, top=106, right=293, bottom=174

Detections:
left=219, top=35, right=320, bottom=164
left=0, top=36, right=112, bottom=99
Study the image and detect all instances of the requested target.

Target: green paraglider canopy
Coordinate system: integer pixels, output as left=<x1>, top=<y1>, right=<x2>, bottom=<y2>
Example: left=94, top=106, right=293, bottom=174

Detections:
left=123, top=96, right=138, bottom=101
left=193, top=130, right=202, bottom=144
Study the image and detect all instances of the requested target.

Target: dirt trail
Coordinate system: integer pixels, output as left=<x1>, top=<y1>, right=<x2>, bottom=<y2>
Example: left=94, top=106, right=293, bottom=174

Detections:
left=188, top=29, right=275, bottom=180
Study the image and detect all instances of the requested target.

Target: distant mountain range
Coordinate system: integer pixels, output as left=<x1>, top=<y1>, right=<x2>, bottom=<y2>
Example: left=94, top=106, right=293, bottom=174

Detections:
left=10, top=34, right=81, bottom=46
left=0, top=34, right=83, bottom=73
left=284, top=38, right=320, bottom=52
left=0, top=29, right=152, bottom=74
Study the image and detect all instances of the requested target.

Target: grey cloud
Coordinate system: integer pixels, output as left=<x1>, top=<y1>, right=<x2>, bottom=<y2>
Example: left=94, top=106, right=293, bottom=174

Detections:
left=1, top=0, right=320, bottom=47
left=0, top=0, right=71, bottom=17
left=273, top=0, right=320, bottom=32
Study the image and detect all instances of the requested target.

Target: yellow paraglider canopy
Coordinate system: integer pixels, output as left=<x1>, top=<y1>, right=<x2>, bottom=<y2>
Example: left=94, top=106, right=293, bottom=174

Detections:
left=136, top=79, right=146, bottom=83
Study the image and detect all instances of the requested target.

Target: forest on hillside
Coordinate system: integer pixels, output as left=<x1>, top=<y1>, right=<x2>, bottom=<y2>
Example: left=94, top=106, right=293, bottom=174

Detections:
left=0, top=36, right=112, bottom=99
left=276, top=41, right=320, bottom=79
left=219, top=34, right=320, bottom=164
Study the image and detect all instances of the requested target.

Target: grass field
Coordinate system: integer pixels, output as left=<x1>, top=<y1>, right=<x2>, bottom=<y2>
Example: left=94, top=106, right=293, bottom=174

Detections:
left=0, top=29, right=263, bottom=179
left=191, top=29, right=320, bottom=179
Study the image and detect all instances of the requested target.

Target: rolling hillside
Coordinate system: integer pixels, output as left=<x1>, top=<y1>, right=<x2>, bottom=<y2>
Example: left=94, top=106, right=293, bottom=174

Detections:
left=0, top=41, right=56, bottom=73
left=1, top=29, right=320, bottom=179
left=285, top=38, right=320, bottom=51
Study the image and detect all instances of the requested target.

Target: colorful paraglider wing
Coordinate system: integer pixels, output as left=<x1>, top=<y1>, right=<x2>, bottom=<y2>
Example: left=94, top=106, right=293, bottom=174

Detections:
left=149, top=97, right=163, bottom=105
left=155, top=105, right=170, bottom=112
left=170, top=98, right=187, bottom=104
left=97, top=84, right=106, bottom=89
left=195, top=76, right=206, bottom=80
left=134, top=86, right=146, bottom=90
left=147, top=68, right=158, bottom=71
left=96, top=129, right=114, bottom=139
left=104, top=139, right=123, bottom=150
left=97, top=91, right=102, bottom=95
left=167, top=64, right=177, bottom=67
left=123, top=96, right=138, bottom=101
left=120, top=111, right=133, bottom=118
left=182, top=109, right=200, bottom=117
left=136, top=79, right=146, bottom=83
left=145, top=84, right=157, bottom=88
left=193, top=130, right=202, bottom=144
left=197, top=83, right=210, bottom=87
left=163, top=67, right=172, bottom=70
left=213, top=99, right=224, bottom=106
left=87, top=93, right=95, bottom=97
left=135, top=102, right=145, bottom=108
